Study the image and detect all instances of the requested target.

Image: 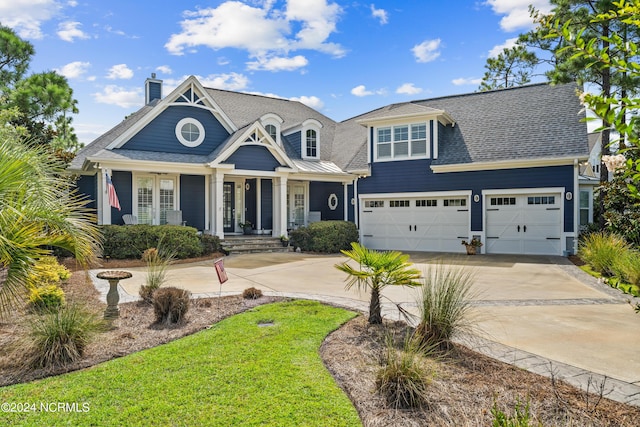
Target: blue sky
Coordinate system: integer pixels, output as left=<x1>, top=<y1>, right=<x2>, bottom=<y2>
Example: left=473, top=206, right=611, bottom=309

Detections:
left=2, top=0, right=552, bottom=145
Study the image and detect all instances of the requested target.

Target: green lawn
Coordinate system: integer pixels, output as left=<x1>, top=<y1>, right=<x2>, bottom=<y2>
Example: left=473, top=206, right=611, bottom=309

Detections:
left=0, top=300, right=361, bottom=426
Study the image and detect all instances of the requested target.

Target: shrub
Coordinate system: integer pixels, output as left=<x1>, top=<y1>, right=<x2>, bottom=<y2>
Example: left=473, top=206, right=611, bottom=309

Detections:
left=101, top=225, right=203, bottom=259
left=26, top=256, right=71, bottom=288
left=153, top=287, right=191, bottom=325
left=28, top=285, right=66, bottom=312
left=491, top=396, right=535, bottom=427
left=375, top=333, right=435, bottom=409
left=200, top=233, right=222, bottom=255
left=414, top=263, right=477, bottom=350
left=578, top=231, right=630, bottom=277
left=611, top=250, right=640, bottom=287
left=242, top=287, right=263, bottom=299
left=290, top=221, right=358, bottom=253
left=23, top=303, right=104, bottom=368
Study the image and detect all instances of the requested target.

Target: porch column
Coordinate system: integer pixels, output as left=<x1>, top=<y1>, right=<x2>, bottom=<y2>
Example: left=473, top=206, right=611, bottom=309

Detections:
left=99, top=169, right=111, bottom=225
left=211, top=171, right=224, bottom=239
left=274, top=176, right=288, bottom=237
left=343, top=182, right=348, bottom=221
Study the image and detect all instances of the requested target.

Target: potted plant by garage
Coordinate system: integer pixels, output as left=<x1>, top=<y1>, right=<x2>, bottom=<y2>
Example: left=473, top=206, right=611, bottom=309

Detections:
left=239, top=221, right=253, bottom=235
left=461, top=237, right=482, bottom=255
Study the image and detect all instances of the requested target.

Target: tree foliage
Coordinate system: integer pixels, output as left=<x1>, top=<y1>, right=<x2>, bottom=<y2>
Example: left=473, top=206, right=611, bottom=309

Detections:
left=0, top=109, right=101, bottom=316
left=479, top=45, right=538, bottom=91
left=0, top=24, right=80, bottom=154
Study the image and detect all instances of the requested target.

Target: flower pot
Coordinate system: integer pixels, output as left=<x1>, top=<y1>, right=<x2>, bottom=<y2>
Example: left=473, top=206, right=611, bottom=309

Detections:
left=465, top=245, right=477, bottom=255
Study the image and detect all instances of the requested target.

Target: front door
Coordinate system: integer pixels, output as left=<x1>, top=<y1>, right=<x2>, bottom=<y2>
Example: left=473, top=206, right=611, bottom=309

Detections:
left=223, top=182, right=235, bottom=233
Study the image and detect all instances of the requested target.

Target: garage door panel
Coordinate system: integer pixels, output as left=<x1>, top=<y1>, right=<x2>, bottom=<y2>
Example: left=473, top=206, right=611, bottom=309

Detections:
left=485, top=193, right=561, bottom=255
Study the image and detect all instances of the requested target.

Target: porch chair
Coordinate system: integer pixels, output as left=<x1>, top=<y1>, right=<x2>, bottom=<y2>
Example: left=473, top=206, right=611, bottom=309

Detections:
left=122, top=214, right=138, bottom=225
left=166, top=210, right=183, bottom=226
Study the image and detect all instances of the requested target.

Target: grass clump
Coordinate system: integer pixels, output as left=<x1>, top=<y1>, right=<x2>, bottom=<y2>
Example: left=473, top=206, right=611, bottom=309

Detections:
left=491, top=396, right=537, bottom=427
left=139, top=246, right=174, bottom=303
left=152, top=287, right=191, bottom=325
left=414, top=263, right=477, bottom=349
left=611, top=250, right=640, bottom=287
left=22, top=303, right=104, bottom=369
left=376, top=332, right=436, bottom=409
left=242, top=286, right=263, bottom=299
left=578, top=231, right=630, bottom=277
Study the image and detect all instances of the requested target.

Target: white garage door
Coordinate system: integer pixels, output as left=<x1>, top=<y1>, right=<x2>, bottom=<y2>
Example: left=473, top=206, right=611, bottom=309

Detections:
left=485, top=193, right=562, bottom=255
left=360, top=195, right=469, bottom=253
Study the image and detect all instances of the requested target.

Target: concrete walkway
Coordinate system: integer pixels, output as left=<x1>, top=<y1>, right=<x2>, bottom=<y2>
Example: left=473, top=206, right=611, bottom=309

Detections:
left=90, top=252, right=640, bottom=407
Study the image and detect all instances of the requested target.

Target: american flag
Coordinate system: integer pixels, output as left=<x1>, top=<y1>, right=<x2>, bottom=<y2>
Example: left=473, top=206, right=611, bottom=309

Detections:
left=106, top=173, right=121, bottom=211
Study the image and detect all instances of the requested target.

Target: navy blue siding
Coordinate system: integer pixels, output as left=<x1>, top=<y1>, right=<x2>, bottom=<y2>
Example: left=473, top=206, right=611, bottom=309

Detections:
left=224, top=145, right=282, bottom=171
left=180, top=175, right=205, bottom=230
left=76, top=175, right=97, bottom=211
left=111, top=171, right=132, bottom=225
left=285, top=131, right=302, bottom=158
left=261, top=179, right=273, bottom=230
left=309, top=182, right=344, bottom=221
left=245, top=178, right=257, bottom=227
left=147, top=81, right=161, bottom=103
left=358, top=160, right=575, bottom=232
left=123, top=105, right=230, bottom=155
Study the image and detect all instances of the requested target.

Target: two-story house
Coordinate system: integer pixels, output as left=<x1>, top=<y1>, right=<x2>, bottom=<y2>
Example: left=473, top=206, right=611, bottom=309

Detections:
left=69, top=76, right=589, bottom=255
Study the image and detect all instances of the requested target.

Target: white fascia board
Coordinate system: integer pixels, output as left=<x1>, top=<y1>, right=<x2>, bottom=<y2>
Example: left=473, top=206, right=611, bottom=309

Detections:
left=292, top=173, right=355, bottom=183
left=356, top=110, right=454, bottom=127
left=89, top=158, right=210, bottom=174
left=430, top=156, right=587, bottom=173
left=482, top=187, right=565, bottom=196
left=359, top=190, right=472, bottom=200
left=346, top=168, right=370, bottom=177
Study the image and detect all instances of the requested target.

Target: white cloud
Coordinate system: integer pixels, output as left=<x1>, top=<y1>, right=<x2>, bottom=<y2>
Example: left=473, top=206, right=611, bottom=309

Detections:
left=166, top=0, right=345, bottom=63
left=485, top=0, right=552, bottom=32
left=488, top=37, right=518, bottom=58
left=370, top=4, right=388, bottom=25
left=351, top=85, right=372, bottom=97
left=0, top=0, right=61, bottom=39
left=290, top=95, right=324, bottom=110
left=67, top=0, right=78, bottom=6
left=412, top=39, right=441, bottom=63
left=106, top=64, right=134, bottom=80
left=55, top=61, right=90, bottom=79
left=163, top=72, right=250, bottom=94
left=247, top=55, right=308, bottom=71
left=93, top=85, right=142, bottom=108
left=156, top=65, right=173, bottom=75
left=57, top=21, right=89, bottom=42
left=396, top=83, right=422, bottom=95
left=452, top=77, right=482, bottom=86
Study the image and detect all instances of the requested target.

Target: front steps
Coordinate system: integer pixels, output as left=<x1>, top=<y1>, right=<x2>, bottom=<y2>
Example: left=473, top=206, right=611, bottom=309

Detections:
left=221, top=235, right=290, bottom=254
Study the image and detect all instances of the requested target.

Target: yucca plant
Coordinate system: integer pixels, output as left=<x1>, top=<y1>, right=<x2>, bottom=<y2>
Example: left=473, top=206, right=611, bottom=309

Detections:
left=335, top=242, right=421, bottom=324
left=414, top=263, right=477, bottom=350
left=139, top=245, right=175, bottom=303
left=375, top=332, right=436, bottom=409
left=578, top=231, right=630, bottom=277
left=23, top=303, right=104, bottom=368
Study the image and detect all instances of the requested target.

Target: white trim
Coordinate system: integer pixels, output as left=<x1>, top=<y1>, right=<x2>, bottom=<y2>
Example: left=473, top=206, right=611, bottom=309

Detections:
left=482, top=187, right=565, bottom=196
left=431, top=156, right=586, bottom=173
left=372, top=121, right=431, bottom=162
left=359, top=190, right=472, bottom=200
left=175, top=117, right=205, bottom=147
left=356, top=110, right=454, bottom=127
left=88, top=158, right=210, bottom=174
left=131, top=172, right=179, bottom=225
left=433, top=119, right=438, bottom=159
left=301, top=122, right=321, bottom=160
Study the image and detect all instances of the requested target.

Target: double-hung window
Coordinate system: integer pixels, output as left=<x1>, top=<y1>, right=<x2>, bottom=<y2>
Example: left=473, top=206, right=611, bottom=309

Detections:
left=376, top=121, right=429, bottom=160
left=306, top=129, right=318, bottom=158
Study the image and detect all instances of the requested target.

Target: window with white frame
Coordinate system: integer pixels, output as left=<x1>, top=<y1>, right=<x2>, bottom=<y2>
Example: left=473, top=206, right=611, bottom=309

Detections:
left=579, top=190, right=591, bottom=228
left=265, top=124, right=277, bottom=142
left=306, top=129, right=318, bottom=158
left=376, top=122, right=429, bottom=160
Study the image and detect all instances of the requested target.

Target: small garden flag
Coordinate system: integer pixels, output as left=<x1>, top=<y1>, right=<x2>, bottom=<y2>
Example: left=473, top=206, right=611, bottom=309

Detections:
left=106, top=172, right=121, bottom=211
left=214, top=258, right=228, bottom=284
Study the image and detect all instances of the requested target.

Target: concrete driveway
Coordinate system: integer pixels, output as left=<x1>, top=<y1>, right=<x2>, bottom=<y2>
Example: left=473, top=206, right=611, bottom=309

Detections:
left=91, top=251, right=640, bottom=406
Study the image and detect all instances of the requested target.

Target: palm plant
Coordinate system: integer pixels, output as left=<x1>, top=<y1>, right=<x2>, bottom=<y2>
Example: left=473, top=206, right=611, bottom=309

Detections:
left=335, top=242, right=421, bottom=324
left=0, top=113, right=101, bottom=316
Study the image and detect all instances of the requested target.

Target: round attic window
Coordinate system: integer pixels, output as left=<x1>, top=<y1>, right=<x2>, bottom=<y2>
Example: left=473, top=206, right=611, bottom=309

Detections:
left=175, top=118, right=205, bottom=147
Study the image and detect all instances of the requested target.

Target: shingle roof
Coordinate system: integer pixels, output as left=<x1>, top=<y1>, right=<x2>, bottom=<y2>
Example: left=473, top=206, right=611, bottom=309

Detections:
left=334, top=82, right=588, bottom=170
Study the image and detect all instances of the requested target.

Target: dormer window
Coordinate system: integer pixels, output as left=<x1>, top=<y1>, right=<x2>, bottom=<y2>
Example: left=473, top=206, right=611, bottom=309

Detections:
left=306, top=129, right=318, bottom=158
left=375, top=121, right=430, bottom=161
left=260, top=113, right=284, bottom=146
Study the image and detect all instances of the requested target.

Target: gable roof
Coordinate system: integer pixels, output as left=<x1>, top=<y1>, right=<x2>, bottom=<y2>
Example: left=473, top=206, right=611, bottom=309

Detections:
left=334, top=82, right=588, bottom=172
